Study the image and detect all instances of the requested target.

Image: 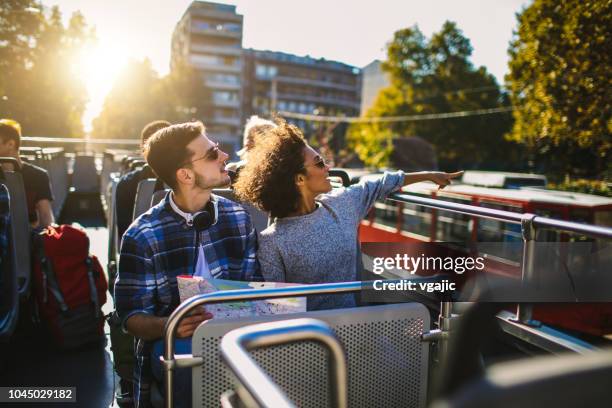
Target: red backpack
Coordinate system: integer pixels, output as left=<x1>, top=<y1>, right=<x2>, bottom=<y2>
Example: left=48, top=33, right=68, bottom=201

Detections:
left=32, top=225, right=107, bottom=349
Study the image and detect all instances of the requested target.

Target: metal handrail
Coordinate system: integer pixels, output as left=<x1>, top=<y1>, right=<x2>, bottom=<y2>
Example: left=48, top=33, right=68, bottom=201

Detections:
left=220, top=318, right=348, bottom=408
left=390, top=192, right=612, bottom=239
left=22, top=136, right=140, bottom=145
left=388, top=191, right=612, bottom=322
left=163, top=281, right=369, bottom=408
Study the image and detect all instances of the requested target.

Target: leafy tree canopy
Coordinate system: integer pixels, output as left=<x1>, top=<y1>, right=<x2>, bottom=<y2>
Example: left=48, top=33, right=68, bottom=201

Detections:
left=349, top=21, right=519, bottom=171
left=0, top=2, right=94, bottom=137
left=91, top=60, right=210, bottom=140
left=506, top=0, right=611, bottom=178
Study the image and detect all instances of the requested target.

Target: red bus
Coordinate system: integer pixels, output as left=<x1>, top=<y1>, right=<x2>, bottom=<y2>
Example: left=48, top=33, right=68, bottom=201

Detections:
left=357, top=176, right=612, bottom=336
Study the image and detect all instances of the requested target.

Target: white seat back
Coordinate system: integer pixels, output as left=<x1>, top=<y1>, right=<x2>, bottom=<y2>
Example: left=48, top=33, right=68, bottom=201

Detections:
left=133, top=178, right=158, bottom=220
left=192, top=302, right=430, bottom=407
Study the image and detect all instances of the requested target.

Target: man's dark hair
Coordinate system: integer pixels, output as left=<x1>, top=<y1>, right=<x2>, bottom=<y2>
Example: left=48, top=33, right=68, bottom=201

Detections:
left=234, top=121, right=307, bottom=218
left=0, top=119, right=22, bottom=150
left=141, top=120, right=171, bottom=149
left=144, top=121, right=204, bottom=190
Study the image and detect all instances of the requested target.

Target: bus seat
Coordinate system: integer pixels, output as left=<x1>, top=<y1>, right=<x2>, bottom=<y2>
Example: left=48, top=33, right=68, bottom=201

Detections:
left=213, top=188, right=269, bottom=232
left=133, top=179, right=158, bottom=220
left=430, top=348, right=612, bottom=408
left=329, top=168, right=351, bottom=187
left=192, top=302, right=431, bottom=408
left=107, top=177, right=120, bottom=292
left=71, top=154, right=99, bottom=193
left=43, top=148, right=68, bottom=218
left=150, top=189, right=168, bottom=208
left=100, top=151, right=121, bottom=199
left=0, top=159, right=32, bottom=299
left=0, top=181, right=18, bottom=341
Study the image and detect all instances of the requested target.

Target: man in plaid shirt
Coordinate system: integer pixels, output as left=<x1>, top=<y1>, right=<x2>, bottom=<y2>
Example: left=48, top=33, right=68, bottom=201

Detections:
left=114, top=121, right=261, bottom=408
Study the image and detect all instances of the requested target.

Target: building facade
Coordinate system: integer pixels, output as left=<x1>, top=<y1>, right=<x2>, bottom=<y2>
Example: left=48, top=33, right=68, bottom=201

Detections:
left=242, top=49, right=361, bottom=135
left=171, top=1, right=244, bottom=149
left=360, top=60, right=390, bottom=115
left=172, top=1, right=362, bottom=154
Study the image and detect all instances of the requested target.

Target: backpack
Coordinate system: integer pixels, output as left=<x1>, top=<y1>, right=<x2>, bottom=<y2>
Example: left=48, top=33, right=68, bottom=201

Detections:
left=32, top=224, right=107, bottom=349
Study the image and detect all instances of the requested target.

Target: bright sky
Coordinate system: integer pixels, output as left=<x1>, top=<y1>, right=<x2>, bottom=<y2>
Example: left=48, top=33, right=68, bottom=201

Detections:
left=47, top=0, right=531, bottom=132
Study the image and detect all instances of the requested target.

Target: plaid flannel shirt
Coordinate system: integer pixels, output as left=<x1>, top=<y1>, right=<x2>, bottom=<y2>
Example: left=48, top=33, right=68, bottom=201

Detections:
left=114, top=192, right=261, bottom=407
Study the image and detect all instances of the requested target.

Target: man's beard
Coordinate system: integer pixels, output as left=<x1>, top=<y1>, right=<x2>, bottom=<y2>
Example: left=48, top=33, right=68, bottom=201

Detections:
left=194, top=172, right=229, bottom=190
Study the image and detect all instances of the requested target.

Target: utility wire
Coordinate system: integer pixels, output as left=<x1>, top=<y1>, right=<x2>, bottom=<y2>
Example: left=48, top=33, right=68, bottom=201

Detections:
left=278, top=106, right=515, bottom=124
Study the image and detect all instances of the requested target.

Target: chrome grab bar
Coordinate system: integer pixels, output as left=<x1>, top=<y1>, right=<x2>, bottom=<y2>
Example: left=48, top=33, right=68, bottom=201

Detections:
left=220, top=318, right=348, bottom=408
left=389, top=192, right=612, bottom=324
left=390, top=192, right=612, bottom=239
left=22, top=136, right=140, bottom=145
left=163, top=281, right=368, bottom=408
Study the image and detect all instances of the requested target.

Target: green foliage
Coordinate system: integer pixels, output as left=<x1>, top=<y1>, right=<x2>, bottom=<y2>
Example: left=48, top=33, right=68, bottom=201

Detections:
left=549, top=178, right=612, bottom=198
left=347, top=120, right=393, bottom=169
left=91, top=60, right=210, bottom=140
left=506, top=0, right=611, bottom=177
left=0, top=3, right=94, bottom=137
left=349, top=22, right=520, bottom=170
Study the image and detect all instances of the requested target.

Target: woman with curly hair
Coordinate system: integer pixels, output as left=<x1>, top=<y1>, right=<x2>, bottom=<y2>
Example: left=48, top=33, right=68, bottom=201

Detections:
left=234, top=121, right=462, bottom=310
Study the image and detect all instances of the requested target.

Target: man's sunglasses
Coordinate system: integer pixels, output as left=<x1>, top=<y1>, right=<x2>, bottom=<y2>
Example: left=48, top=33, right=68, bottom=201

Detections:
left=182, top=142, right=220, bottom=166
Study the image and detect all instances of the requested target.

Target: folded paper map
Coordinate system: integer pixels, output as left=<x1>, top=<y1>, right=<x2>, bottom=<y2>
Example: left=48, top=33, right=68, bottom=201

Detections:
left=177, top=275, right=307, bottom=319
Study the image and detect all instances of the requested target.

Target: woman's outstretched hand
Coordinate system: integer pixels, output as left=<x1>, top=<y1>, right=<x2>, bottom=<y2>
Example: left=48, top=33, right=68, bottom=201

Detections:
left=429, top=171, right=464, bottom=190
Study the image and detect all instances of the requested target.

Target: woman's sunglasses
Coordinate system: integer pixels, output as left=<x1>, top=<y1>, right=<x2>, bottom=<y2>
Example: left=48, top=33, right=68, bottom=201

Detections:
left=303, top=155, right=332, bottom=170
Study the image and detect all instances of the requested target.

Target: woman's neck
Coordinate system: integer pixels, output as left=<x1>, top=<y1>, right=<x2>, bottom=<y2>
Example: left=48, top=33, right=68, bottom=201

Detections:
left=288, top=193, right=317, bottom=217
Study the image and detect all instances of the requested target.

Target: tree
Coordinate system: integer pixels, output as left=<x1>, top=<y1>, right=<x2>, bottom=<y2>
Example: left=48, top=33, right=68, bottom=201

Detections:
left=0, top=4, right=94, bottom=137
left=349, top=22, right=521, bottom=171
left=506, top=0, right=611, bottom=178
left=91, top=59, right=209, bottom=139
left=0, top=0, right=43, bottom=119
left=91, top=59, right=163, bottom=139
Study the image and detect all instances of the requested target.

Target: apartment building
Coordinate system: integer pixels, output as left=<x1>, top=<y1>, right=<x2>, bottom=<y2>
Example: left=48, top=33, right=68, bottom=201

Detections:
left=171, top=1, right=243, bottom=148
left=172, top=1, right=361, bottom=153
left=242, top=49, right=361, bottom=134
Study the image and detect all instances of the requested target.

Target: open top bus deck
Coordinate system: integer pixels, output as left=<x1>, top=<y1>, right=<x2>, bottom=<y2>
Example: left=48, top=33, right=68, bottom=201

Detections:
left=1, top=137, right=611, bottom=408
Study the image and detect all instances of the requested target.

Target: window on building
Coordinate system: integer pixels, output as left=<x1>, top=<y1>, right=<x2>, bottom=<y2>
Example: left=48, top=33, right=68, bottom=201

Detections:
left=207, top=73, right=239, bottom=84
left=255, top=64, right=278, bottom=79
left=190, top=54, right=238, bottom=67
left=214, top=108, right=238, bottom=118
left=207, top=125, right=233, bottom=134
left=213, top=91, right=239, bottom=103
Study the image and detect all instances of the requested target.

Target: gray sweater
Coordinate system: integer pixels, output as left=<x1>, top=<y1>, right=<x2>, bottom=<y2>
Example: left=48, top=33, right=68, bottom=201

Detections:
left=258, top=171, right=405, bottom=310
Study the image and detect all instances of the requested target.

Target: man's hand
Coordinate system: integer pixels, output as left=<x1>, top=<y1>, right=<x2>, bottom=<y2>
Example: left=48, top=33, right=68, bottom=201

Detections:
left=429, top=171, right=464, bottom=190
left=176, top=307, right=214, bottom=338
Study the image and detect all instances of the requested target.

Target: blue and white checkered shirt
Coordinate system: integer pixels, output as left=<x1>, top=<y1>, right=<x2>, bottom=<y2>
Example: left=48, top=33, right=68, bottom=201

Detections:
left=114, top=192, right=261, bottom=407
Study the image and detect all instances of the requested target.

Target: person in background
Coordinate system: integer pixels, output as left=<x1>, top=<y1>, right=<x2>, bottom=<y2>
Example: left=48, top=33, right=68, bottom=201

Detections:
left=0, top=119, right=54, bottom=228
left=115, top=120, right=171, bottom=239
left=226, top=115, right=277, bottom=179
left=234, top=120, right=462, bottom=310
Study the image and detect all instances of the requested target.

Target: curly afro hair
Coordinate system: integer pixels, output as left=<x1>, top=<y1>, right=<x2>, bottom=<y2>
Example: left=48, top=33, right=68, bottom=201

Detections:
left=234, top=121, right=307, bottom=218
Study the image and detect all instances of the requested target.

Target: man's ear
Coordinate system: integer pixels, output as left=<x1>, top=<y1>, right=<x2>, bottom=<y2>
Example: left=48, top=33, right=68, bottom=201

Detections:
left=175, top=167, right=193, bottom=186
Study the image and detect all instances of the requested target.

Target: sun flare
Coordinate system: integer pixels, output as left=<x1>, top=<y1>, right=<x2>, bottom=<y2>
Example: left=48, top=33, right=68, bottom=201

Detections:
left=71, top=44, right=129, bottom=132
